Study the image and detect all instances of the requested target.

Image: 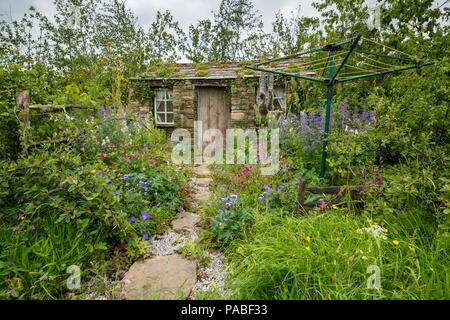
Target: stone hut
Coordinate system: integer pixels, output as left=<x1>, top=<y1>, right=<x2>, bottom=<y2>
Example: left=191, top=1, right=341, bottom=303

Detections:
left=128, top=59, right=311, bottom=136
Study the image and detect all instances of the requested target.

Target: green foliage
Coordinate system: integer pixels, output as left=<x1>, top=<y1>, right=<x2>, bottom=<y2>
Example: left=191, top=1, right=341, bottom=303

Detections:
left=225, top=211, right=449, bottom=299
left=0, top=107, right=188, bottom=299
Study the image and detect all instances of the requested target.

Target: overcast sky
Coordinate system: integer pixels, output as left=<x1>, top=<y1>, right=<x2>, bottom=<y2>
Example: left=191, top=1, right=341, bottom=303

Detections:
left=0, top=0, right=320, bottom=33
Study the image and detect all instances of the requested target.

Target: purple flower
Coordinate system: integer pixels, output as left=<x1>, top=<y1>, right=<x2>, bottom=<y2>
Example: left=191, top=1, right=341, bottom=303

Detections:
left=129, top=190, right=133, bottom=194
left=230, top=194, right=238, bottom=200
left=98, top=172, right=104, bottom=177
left=298, top=173, right=303, bottom=180
left=225, top=202, right=232, bottom=209
left=115, top=190, right=121, bottom=195
left=263, top=184, right=269, bottom=190
left=219, top=197, right=228, bottom=203
left=29, top=225, right=35, bottom=231
left=257, top=197, right=264, bottom=202
left=139, top=181, right=144, bottom=187
left=13, top=225, right=21, bottom=231
left=283, top=167, right=287, bottom=172
left=107, top=180, right=112, bottom=185
left=142, top=233, right=148, bottom=240
left=124, top=175, right=129, bottom=182
left=141, top=212, right=149, bottom=220
left=278, top=185, right=285, bottom=191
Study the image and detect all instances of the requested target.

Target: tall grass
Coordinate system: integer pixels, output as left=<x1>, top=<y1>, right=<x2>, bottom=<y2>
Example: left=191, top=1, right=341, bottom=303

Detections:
left=224, top=208, right=449, bottom=300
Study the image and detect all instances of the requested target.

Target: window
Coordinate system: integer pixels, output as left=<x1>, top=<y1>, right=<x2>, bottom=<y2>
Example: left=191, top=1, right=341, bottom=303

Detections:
left=154, top=88, right=174, bottom=125
left=272, top=87, right=286, bottom=111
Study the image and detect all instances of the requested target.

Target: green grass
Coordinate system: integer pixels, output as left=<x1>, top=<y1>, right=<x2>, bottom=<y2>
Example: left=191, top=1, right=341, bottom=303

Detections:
left=222, top=209, right=449, bottom=299
left=0, top=210, right=110, bottom=299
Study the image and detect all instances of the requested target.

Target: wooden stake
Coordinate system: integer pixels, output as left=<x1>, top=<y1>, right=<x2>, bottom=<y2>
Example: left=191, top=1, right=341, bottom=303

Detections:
left=16, top=90, right=30, bottom=125
left=297, top=179, right=307, bottom=214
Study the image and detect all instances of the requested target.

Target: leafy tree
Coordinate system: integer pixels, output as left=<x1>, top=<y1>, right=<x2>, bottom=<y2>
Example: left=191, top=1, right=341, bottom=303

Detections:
left=185, top=0, right=267, bottom=62
left=270, top=6, right=322, bottom=57
left=145, top=10, right=186, bottom=65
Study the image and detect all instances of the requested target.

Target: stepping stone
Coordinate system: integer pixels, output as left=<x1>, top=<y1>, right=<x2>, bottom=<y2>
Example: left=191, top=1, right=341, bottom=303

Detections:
left=119, top=254, right=196, bottom=300
left=195, top=178, right=212, bottom=187
left=193, top=166, right=210, bottom=176
left=193, top=190, right=210, bottom=202
left=172, top=212, right=200, bottom=232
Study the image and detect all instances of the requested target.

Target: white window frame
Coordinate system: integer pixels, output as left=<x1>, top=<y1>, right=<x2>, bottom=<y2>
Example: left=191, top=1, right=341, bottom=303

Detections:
left=154, top=88, right=174, bottom=125
left=272, top=87, right=286, bottom=111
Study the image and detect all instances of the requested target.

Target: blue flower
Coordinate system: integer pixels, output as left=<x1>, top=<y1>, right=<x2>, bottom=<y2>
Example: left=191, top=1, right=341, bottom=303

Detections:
left=298, top=173, right=303, bottom=180
left=124, top=175, right=129, bottom=181
left=257, top=197, right=264, bottom=202
left=142, top=233, right=148, bottom=240
left=129, top=190, right=133, bottom=194
left=107, top=180, right=112, bottom=185
left=230, top=194, right=237, bottom=200
left=219, top=197, right=228, bottom=203
left=225, top=202, right=232, bottom=209
left=98, top=172, right=104, bottom=177
left=115, top=190, right=121, bottom=195
left=139, top=181, right=144, bottom=187
left=141, top=212, right=149, bottom=220
left=263, top=184, right=269, bottom=190
left=278, top=185, right=285, bottom=191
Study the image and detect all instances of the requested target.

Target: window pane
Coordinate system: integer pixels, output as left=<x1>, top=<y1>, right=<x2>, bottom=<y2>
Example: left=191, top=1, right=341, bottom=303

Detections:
left=166, top=113, right=174, bottom=124
left=156, top=113, right=165, bottom=123
left=156, top=89, right=165, bottom=100
left=166, top=90, right=173, bottom=100
left=274, top=87, right=284, bottom=99
left=273, top=99, right=282, bottom=110
left=155, top=100, right=164, bottom=112
left=166, top=101, right=173, bottom=112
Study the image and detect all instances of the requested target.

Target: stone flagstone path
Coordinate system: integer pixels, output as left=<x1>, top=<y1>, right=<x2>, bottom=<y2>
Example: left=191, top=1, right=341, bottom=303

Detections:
left=116, top=163, right=228, bottom=300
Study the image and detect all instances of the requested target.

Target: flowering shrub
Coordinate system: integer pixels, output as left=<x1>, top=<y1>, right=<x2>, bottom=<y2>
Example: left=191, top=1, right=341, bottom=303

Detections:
left=0, top=106, right=188, bottom=299
left=210, top=195, right=252, bottom=245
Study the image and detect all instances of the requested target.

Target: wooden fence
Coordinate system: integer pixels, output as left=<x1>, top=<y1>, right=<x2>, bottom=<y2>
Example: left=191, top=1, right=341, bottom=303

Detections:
left=15, top=90, right=86, bottom=125
left=297, top=179, right=373, bottom=212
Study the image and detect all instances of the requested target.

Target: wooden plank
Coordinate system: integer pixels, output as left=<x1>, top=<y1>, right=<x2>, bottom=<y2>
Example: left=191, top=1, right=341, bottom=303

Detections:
left=306, top=185, right=369, bottom=194
left=16, top=90, right=30, bottom=124
left=29, top=104, right=86, bottom=111
left=296, top=179, right=307, bottom=213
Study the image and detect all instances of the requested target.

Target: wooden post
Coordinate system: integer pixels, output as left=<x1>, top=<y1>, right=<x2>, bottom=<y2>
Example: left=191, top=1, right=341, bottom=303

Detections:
left=297, top=179, right=307, bottom=213
left=16, top=90, right=30, bottom=125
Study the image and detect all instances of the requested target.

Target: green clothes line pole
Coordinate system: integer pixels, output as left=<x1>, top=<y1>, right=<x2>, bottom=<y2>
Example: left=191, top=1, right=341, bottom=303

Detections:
left=320, top=53, right=334, bottom=179
left=246, top=33, right=434, bottom=179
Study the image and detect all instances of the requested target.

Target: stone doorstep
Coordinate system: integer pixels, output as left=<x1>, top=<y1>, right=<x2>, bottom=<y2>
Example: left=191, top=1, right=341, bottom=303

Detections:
left=193, top=190, right=210, bottom=202
left=193, top=166, right=210, bottom=176
left=195, top=177, right=212, bottom=187
left=119, top=254, right=197, bottom=300
left=171, top=212, right=200, bottom=232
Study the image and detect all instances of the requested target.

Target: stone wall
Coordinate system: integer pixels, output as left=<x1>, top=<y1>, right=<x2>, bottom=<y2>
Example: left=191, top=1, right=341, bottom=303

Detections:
left=230, top=78, right=257, bottom=128
left=129, top=77, right=258, bottom=136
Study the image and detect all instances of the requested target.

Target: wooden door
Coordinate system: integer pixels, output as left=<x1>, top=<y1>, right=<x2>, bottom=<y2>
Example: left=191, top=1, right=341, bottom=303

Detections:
left=198, top=87, right=230, bottom=138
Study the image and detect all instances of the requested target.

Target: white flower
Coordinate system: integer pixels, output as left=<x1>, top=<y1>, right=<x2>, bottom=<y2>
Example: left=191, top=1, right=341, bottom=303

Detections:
left=357, top=225, right=387, bottom=240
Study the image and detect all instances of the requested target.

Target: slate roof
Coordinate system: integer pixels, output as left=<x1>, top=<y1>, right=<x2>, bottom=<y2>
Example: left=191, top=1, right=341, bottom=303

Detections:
left=129, top=56, right=316, bottom=80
